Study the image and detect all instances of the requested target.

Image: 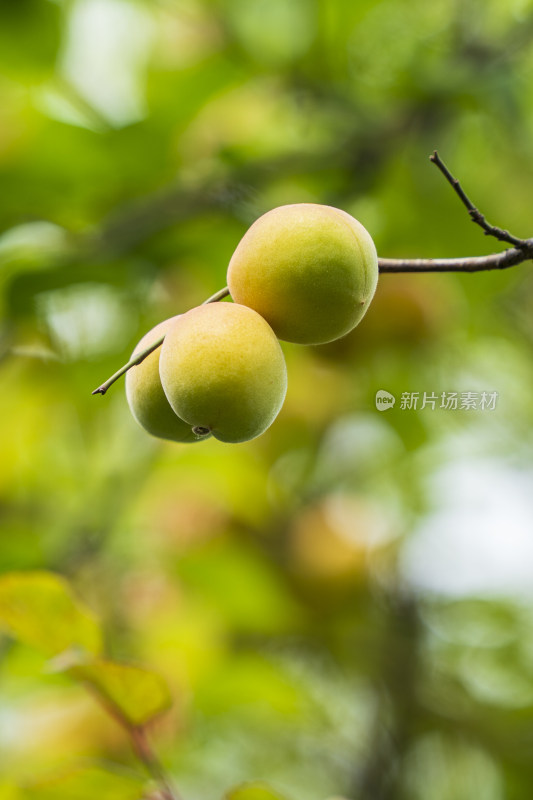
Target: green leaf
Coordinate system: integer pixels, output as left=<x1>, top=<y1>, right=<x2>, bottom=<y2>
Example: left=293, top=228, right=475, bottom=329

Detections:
left=23, top=765, right=146, bottom=800
left=69, top=659, right=173, bottom=727
left=225, top=783, right=289, bottom=800
left=0, top=572, right=102, bottom=658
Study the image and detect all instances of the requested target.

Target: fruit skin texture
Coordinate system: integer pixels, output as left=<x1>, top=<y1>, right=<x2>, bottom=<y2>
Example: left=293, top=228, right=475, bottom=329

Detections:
left=126, top=317, right=206, bottom=443
left=227, top=203, right=379, bottom=345
left=159, top=303, right=287, bottom=443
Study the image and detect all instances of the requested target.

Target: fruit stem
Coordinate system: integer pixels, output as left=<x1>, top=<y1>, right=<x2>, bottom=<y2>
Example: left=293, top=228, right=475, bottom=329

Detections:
left=203, top=286, right=231, bottom=304
left=91, top=286, right=230, bottom=396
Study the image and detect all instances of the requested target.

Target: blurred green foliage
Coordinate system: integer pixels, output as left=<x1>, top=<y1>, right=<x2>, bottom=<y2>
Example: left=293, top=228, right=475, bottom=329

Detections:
left=2, top=0, right=533, bottom=799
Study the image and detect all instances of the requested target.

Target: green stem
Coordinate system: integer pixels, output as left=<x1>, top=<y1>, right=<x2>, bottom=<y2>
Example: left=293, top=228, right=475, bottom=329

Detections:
left=91, top=286, right=230, bottom=396
left=202, top=286, right=231, bottom=304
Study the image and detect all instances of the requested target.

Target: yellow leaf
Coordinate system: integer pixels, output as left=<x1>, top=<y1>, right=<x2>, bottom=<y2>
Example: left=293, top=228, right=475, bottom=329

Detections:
left=70, top=659, right=173, bottom=727
left=0, top=572, right=102, bottom=657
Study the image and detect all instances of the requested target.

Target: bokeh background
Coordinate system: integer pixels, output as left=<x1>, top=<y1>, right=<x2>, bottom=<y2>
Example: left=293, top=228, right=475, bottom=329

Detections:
left=2, top=0, right=533, bottom=798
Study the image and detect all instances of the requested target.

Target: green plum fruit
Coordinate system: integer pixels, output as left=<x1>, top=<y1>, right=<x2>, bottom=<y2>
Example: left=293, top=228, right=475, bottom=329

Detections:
left=126, top=317, right=209, bottom=443
left=159, top=302, right=287, bottom=443
left=227, top=203, right=379, bottom=344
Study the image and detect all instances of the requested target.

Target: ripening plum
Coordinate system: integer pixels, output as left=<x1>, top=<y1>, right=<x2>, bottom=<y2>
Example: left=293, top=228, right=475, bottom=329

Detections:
left=159, top=303, right=287, bottom=443
left=227, top=203, right=379, bottom=345
left=126, top=318, right=209, bottom=443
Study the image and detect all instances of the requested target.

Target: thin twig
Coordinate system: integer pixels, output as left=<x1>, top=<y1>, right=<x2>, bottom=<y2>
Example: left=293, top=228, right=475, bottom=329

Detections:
left=130, top=726, right=181, bottom=800
left=91, top=286, right=230, bottom=396
left=202, top=286, right=231, bottom=304
left=91, top=337, right=165, bottom=396
left=78, top=676, right=181, bottom=800
left=377, top=152, right=533, bottom=273
left=429, top=150, right=530, bottom=249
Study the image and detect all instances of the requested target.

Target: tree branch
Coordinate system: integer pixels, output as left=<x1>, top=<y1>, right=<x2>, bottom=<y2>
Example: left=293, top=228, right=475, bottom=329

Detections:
left=349, top=591, right=422, bottom=800
left=378, top=151, right=533, bottom=272
left=429, top=150, right=531, bottom=249
left=91, top=153, right=533, bottom=397
left=378, top=247, right=530, bottom=273
left=80, top=680, right=181, bottom=800
left=130, top=726, right=181, bottom=800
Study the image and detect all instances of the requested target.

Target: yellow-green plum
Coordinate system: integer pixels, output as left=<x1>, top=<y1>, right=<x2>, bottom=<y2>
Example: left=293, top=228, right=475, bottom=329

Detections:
left=126, top=317, right=209, bottom=443
left=227, top=203, right=379, bottom=344
left=159, top=302, right=287, bottom=443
